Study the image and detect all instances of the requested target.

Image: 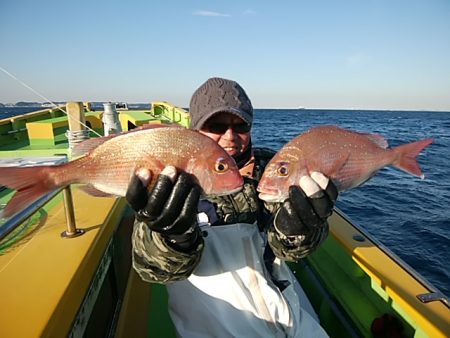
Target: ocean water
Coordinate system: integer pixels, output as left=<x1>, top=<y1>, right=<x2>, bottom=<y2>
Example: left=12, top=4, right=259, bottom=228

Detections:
left=1, top=107, right=449, bottom=297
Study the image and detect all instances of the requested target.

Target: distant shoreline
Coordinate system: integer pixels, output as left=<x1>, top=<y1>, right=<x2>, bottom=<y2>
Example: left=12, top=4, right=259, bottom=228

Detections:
left=0, top=103, right=449, bottom=113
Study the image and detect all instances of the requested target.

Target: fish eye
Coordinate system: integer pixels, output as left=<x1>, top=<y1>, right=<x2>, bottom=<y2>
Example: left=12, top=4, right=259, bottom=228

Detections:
left=277, top=164, right=289, bottom=176
left=215, top=158, right=229, bottom=173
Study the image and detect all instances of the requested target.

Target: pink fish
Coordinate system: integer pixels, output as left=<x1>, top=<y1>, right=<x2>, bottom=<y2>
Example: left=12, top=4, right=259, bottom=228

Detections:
left=0, top=126, right=243, bottom=218
left=257, top=125, right=433, bottom=202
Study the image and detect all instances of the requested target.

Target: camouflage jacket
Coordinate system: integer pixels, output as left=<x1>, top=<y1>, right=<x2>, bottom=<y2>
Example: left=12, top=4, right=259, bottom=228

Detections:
left=132, top=147, right=311, bottom=284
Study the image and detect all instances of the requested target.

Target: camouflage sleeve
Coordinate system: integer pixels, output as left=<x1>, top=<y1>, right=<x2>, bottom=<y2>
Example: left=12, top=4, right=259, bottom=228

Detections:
left=267, top=222, right=328, bottom=262
left=267, top=224, right=306, bottom=262
left=131, top=220, right=204, bottom=284
left=260, top=201, right=308, bottom=261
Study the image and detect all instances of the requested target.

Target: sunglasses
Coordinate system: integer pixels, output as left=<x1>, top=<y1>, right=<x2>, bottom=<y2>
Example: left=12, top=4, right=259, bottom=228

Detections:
left=203, top=122, right=251, bottom=134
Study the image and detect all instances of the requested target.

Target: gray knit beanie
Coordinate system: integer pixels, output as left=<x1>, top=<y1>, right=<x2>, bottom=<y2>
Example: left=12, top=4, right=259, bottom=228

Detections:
left=189, top=77, right=253, bottom=130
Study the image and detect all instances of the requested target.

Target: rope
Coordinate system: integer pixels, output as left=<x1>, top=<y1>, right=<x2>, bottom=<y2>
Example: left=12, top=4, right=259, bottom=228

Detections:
left=65, top=129, right=90, bottom=151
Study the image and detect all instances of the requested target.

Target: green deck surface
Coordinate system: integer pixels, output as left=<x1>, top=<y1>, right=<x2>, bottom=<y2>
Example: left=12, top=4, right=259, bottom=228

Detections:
left=123, top=110, right=154, bottom=120
left=0, top=138, right=70, bottom=157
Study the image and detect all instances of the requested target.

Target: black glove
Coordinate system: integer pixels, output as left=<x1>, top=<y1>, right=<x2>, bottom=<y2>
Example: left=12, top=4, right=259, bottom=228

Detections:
left=274, top=178, right=338, bottom=254
left=126, top=168, right=201, bottom=249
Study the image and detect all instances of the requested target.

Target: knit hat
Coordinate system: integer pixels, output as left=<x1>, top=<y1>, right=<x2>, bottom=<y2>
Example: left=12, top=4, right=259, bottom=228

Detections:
left=189, top=77, right=253, bottom=130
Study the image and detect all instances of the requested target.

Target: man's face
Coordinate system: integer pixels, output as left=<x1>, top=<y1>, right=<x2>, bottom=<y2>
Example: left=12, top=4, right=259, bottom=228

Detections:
left=199, top=113, right=251, bottom=157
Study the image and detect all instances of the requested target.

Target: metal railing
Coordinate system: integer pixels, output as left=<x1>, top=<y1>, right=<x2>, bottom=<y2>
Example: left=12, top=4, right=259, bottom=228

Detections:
left=0, top=186, right=83, bottom=242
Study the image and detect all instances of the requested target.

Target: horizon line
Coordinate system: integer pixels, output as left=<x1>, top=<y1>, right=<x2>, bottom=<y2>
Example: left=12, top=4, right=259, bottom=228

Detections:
left=1, top=102, right=449, bottom=113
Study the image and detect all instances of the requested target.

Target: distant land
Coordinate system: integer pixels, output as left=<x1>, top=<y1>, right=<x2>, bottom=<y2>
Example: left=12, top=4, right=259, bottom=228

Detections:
left=0, top=101, right=66, bottom=107
left=0, top=102, right=448, bottom=113
left=0, top=101, right=145, bottom=108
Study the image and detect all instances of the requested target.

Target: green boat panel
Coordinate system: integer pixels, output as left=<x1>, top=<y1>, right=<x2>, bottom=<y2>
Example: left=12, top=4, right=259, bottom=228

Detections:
left=148, top=284, right=177, bottom=338
left=152, top=101, right=190, bottom=128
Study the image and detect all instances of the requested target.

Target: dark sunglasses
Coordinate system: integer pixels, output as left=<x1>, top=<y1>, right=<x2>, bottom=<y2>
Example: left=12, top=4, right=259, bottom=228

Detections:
left=203, top=122, right=251, bottom=134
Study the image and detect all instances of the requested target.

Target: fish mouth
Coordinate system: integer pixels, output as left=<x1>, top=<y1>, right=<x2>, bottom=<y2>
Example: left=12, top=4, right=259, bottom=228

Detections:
left=257, top=186, right=285, bottom=203
left=228, top=186, right=244, bottom=194
left=258, top=192, right=287, bottom=203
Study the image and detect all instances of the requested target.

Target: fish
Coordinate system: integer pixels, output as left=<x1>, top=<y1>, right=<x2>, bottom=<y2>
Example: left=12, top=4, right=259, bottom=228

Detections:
left=0, top=125, right=244, bottom=218
left=257, top=125, right=433, bottom=202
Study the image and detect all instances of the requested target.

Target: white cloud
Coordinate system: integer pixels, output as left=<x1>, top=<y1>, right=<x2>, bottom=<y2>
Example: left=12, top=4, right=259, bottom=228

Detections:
left=193, top=10, right=231, bottom=17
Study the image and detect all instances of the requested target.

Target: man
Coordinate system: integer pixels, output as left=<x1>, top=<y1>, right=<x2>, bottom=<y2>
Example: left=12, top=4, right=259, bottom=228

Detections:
left=126, top=77, right=337, bottom=337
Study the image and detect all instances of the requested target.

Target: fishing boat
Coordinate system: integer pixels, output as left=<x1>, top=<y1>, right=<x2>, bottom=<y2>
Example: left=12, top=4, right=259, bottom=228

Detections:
left=0, top=102, right=448, bottom=338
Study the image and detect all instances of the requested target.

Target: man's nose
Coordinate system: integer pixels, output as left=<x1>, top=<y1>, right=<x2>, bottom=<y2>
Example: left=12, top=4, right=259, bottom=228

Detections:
left=222, top=127, right=236, bottom=139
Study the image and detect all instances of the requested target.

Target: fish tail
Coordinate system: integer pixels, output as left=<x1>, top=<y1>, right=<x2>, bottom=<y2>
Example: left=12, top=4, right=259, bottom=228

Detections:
left=0, top=166, right=62, bottom=218
left=392, top=138, right=433, bottom=178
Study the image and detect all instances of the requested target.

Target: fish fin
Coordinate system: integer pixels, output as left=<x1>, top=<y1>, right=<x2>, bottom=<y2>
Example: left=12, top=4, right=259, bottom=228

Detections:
left=78, top=185, right=116, bottom=197
left=364, top=134, right=389, bottom=149
left=392, top=138, right=433, bottom=178
left=71, top=124, right=178, bottom=157
left=71, top=135, right=117, bottom=157
left=309, top=151, right=350, bottom=192
left=326, top=152, right=351, bottom=176
left=0, top=166, right=58, bottom=218
left=140, top=123, right=182, bottom=129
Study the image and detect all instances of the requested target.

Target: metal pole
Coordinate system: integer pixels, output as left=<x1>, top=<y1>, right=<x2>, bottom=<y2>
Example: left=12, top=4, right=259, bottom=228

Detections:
left=61, top=186, right=84, bottom=238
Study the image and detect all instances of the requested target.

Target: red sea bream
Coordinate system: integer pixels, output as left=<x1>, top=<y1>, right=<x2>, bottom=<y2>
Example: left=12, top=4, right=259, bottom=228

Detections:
left=0, top=126, right=244, bottom=218
left=257, top=125, right=433, bottom=202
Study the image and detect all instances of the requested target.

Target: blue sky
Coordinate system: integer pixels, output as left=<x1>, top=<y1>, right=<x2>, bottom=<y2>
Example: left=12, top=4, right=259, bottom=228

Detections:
left=1, top=0, right=449, bottom=110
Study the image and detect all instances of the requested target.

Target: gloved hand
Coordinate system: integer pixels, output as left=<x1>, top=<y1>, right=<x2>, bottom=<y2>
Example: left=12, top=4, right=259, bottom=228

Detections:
left=274, top=172, right=338, bottom=252
left=126, top=166, right=201, bottom=249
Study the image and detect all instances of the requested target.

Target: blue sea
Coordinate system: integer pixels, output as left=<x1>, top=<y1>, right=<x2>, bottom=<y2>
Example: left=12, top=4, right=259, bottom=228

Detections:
left=1, top=106, right=449, bottom=297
